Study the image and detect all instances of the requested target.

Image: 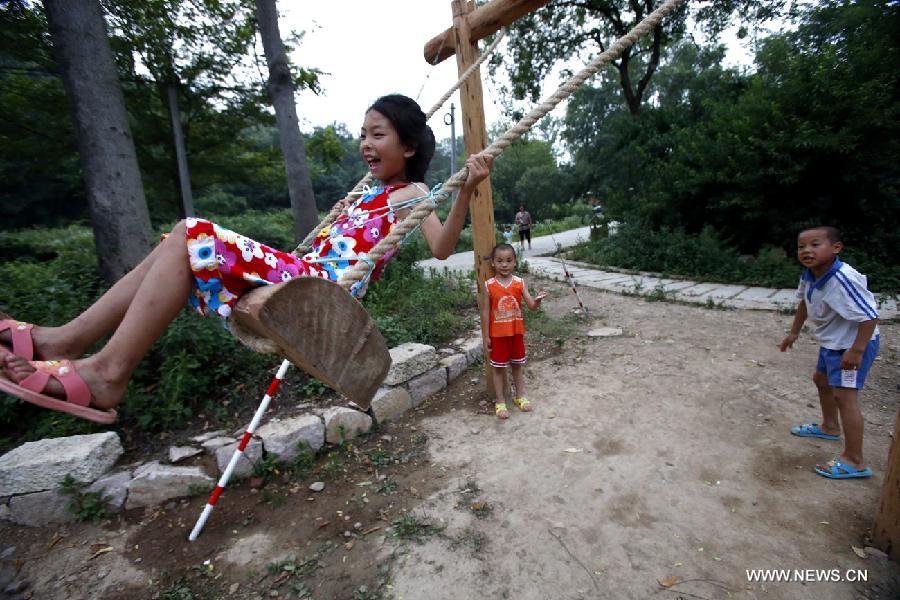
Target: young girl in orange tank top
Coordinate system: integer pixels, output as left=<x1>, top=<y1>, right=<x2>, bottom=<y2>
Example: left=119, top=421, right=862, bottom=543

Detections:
left=481, top=243, right=547, bottom=419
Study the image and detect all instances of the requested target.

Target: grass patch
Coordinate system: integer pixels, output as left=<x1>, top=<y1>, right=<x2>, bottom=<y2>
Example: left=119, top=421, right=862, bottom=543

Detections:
left=524, top=305, right=583, bottom=347
left=377, top=478, right=398, bottom=495
left=57, top=475, right=112, bottom=524
left=389, top=513, right=443, bottom=543
left=266, top=553, right=322, bottom=579
left=159, top=578, right=200, bottom=600
left=262, top=544, right=339, bottom=598
left=366, top=448, right=394, bottom=469
left=320, top=453, right=346, bottom=481
left=352, top=585, right=383, bottom=600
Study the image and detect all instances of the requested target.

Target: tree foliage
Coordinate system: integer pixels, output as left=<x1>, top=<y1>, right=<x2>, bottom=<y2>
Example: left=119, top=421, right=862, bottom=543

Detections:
left=493, top=0, right=792, bottom=115
left=0, top=3, right=82, bottom=227
left=490, top=134, right=570, bottom=222
left=564, top=0, right=899, bottom=286
left=1, top=0, right=322, bottom=229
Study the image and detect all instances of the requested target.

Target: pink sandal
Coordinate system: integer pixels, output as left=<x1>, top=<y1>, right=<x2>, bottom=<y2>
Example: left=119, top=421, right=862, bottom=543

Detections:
left=0, top=319, right=35, bottom=360
left=0, top=359, right=117, bottom=424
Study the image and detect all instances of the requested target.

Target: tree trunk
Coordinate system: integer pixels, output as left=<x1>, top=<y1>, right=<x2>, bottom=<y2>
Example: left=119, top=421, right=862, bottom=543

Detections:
left=254, top=0, right=318, bottom=243
left=43, top=0, right=154, bottom=284
left=166, top=82, right=195, bottom=218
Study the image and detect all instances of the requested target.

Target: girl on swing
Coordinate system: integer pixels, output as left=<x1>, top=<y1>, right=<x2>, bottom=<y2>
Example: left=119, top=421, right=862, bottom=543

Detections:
left=0, top=94, right=494, bottom=423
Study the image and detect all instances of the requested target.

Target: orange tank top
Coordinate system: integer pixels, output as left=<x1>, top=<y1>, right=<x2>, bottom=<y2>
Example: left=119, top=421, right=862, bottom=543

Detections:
left=486, top=276, right=525, bottom=337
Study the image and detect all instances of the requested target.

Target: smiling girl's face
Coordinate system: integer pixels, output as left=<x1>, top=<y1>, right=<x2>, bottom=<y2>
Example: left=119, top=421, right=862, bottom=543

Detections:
left=359, top=110, right=414, bottom=185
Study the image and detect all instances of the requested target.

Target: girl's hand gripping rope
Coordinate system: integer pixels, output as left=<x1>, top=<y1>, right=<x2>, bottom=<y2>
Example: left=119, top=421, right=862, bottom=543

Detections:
left=461, top=153, right=493, bottom=194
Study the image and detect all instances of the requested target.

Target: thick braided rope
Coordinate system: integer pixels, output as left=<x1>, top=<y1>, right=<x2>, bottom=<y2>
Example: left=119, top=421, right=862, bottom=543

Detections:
left=337, top=0, right=685, bottom=294
left=292, top=28, right=507, bottom=256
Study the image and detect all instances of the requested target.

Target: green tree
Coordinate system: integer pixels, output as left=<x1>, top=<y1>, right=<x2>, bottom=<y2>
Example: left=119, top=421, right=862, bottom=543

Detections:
left=255, top=0, right=318, bottom=242
left=305, top=124, right=367, bottom=211
left=490, top=135, right=566, bottom=222
left=494, top=0, right=789, bottom=116
left=563, top=0, right=899, bottom=281
left=44, top=0, right=154, bottom=282
left=0, top=2, right=82, bottom=230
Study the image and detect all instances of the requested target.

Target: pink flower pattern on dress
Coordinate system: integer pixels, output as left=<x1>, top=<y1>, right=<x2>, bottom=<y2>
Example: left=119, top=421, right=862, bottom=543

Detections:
left=266, top=258, right=301, bottom=283
left=215, top=239, right=237, bottom=274
left=363, top=216, right=384, bottom=244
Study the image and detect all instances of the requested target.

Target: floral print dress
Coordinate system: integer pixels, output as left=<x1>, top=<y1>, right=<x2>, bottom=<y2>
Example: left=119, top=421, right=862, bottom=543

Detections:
left=184, top=184, right=410, bottom=318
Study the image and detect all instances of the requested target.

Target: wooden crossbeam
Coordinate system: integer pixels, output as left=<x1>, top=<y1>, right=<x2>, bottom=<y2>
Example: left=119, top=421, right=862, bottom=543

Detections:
left=424, top=0, right=551, bottom=64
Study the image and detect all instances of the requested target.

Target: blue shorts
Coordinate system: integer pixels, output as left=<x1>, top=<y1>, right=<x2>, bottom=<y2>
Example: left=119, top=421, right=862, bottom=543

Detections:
left=816, top=336, right=880, bottom=390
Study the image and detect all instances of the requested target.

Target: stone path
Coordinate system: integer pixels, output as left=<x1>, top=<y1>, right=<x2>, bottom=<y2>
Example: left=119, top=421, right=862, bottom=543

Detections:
left=418, top=226, right=899, bottom=317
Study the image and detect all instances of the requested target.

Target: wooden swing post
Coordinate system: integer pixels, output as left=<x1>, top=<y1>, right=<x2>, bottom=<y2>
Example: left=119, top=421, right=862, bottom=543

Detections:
left=428, top=0, right=550, bottom=396
left=873, top=409, right=900, bottom=560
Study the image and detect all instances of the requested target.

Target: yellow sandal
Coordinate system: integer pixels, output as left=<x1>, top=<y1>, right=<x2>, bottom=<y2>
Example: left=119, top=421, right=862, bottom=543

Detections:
left=495, top=402, right=509, bottom=419
left=513, top=397, right=532, bottom=412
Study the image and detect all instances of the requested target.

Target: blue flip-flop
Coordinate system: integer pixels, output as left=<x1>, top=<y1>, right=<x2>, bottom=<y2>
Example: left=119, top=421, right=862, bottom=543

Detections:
left=791, top=423, right=840, bottom=440
left=815, top=458, right=873, bottom=479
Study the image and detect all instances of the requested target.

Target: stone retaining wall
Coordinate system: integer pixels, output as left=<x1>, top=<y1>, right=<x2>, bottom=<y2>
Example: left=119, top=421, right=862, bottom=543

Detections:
left=0, top=334, right=484, bottom=527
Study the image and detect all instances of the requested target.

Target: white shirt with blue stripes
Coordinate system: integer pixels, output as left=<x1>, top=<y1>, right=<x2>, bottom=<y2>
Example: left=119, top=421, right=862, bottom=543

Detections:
left=795, top=258, right=880, bottom=350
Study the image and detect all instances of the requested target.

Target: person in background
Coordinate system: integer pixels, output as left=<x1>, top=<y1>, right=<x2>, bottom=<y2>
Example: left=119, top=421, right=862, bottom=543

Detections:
left=514, top=205, right=532, bottom=252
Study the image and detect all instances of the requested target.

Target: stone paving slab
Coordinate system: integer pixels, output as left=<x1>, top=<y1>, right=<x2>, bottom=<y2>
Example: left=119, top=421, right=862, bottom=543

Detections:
left=733, top=287, right=780, bottom=301
left=769, top=290, right=799, bottom=307
left=659, top=280, right=699, bottom=292
left=692, top=284, right=750, bottom=300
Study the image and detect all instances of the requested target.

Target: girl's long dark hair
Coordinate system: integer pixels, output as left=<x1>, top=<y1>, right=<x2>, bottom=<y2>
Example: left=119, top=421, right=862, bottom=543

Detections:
left=367, top=94, right=435, bottom=182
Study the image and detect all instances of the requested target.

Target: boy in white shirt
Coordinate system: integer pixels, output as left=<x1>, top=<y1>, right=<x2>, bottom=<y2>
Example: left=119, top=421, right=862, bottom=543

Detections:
left=779, top=226, right=880, bottom=479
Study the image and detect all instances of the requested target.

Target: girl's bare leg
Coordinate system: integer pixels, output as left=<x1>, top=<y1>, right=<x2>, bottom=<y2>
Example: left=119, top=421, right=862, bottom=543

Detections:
left=2, top=232, right=172, bottom=359
left=2, top=221, right=194, bottom=409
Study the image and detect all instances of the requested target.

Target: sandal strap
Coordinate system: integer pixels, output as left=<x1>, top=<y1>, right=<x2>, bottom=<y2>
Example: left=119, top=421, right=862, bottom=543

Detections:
left=20, top=360, right=91, bottom=407
left=0, top=320, right=34, bottom=361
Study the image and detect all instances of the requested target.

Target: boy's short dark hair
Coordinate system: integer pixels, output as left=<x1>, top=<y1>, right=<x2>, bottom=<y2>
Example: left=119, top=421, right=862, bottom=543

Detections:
left=491, top=243, right=516, bottom=259
left=802, top=225, right=841, bottom=243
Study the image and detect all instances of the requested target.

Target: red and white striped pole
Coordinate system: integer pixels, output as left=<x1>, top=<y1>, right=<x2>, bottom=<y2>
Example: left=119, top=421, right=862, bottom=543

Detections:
left=560, top=259, right=589, bottom=318
left=188, top=359, right=291, bottom=541
left=550, top=234, right=590, bottom=318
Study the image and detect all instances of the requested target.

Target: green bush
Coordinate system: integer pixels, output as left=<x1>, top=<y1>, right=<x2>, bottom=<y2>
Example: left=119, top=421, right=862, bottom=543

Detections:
left=364, top=241, right=475, bottom=347
left=194, top=208, right=296, bottom=253
left=194, top=186, right=249, bottom=216
left=531, top=214, right=589, bottom=239
left=568, top=222, right=898, bottom=294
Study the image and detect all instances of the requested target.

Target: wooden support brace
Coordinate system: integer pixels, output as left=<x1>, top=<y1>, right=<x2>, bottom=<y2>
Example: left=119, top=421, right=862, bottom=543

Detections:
left=873, top=409, right=900, bottom=560
left=450, top=0, right=498, bottom=395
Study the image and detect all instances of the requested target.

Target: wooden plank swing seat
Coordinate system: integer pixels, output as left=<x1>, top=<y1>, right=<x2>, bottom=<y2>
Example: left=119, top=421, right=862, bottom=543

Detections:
left=228, top=278, right=390, bottom=410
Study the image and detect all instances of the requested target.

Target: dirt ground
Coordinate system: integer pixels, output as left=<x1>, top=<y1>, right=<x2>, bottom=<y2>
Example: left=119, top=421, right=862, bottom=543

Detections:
left=1, top=280, right=898, bottom=600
